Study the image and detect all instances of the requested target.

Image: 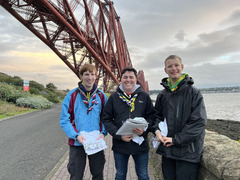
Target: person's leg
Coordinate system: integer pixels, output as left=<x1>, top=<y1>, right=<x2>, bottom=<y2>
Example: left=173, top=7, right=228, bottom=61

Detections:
left=113, top=151, right=130, bottom=180
left=67, top=145, right=86, bottom=180
left=162, top=156, right=176, bottom=180
left=132, top=152, right=149, bottom=180
left=176, top=160, right=199, bottom=180
left=88, top=150, right=105, bottom=180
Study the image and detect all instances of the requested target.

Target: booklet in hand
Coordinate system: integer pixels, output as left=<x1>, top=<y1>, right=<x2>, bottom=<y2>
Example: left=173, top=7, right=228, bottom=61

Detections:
left=116, top=117, right=148, bottom=135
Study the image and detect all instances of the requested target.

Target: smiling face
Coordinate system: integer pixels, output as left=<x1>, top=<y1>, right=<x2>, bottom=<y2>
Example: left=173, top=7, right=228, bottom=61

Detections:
left=164, top=57, right=184, bottom=85
left=121, top=71, right=137, bottom=93
left=80, top=70, right=96, bottom=91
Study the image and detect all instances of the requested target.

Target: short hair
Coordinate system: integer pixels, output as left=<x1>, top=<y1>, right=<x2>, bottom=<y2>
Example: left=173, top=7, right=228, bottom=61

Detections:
left=121, top=67, right=137, bottom=78
left=165, top=55, right=182, bottom=65
left=79, top=64, right=97, bottom=76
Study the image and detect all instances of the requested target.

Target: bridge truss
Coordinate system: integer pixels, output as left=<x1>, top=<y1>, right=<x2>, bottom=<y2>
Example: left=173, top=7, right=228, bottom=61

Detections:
left=0, top=0, right=149, bottom=93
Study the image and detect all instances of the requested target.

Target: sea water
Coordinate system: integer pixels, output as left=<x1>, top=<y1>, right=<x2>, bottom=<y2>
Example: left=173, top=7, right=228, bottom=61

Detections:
left=150, top=92, right=240, bottom=122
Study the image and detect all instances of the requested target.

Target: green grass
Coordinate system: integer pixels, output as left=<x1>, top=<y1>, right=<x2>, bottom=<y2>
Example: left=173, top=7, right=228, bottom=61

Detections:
left=0, top=100, right=36, bottom=119
left=149, top=159, right=162, bottom=180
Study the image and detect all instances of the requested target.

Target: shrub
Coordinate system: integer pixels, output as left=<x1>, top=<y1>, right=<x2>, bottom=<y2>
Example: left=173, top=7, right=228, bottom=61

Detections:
left=16, top=96, right=53, bottom=109
left=29, top=80, right=45, bottom=91
left=8, top=89, right=29, bottom=103
left=44, top=94, right=59, bottom=103
left=0, top=84, right=13, bottom=100
left=29, top=87, right=41, bottom=95
left=0, top=83, right=29, bottom=103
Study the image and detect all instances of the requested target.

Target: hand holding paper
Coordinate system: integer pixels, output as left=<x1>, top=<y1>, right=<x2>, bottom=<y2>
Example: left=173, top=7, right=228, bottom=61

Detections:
left=80, top=131, right=107, bottom=155
left=116, top=117, right=148, bottom=135
left=116, top=117, right=148, bottom=145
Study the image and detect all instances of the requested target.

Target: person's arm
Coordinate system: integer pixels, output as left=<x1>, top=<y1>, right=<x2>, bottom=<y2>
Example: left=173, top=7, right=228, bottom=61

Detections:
left=101, top=95, right=121, bottom=140
left=152, top=93, right=164, bottom=134
left=173, top=90, right=207, bottom=146
left=139, top=93, right=155, bottom=137
left=99, top=92, right=108, bottom=136
left=59, top=92, right=79, bottom=140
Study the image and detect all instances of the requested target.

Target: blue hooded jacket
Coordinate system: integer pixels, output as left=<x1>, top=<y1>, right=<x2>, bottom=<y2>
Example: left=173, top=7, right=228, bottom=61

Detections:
left=60, top=84, right=107, bottom=146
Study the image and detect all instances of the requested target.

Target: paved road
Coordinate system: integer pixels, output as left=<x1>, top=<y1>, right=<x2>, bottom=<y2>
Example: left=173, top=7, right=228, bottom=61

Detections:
left=0, top=104, right=68, bottom=180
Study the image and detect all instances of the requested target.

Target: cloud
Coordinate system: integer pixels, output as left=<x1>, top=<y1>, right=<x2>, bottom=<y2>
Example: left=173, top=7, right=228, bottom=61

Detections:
left=1, top=1, right=240, bottom=90
left=175, top=30, right=186, bottom=42
left=220, top=9, right=240, bottom=27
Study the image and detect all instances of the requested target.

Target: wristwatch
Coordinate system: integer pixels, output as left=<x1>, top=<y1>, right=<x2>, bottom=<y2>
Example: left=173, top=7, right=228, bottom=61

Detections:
left=75, top=134, right=79, bottom=140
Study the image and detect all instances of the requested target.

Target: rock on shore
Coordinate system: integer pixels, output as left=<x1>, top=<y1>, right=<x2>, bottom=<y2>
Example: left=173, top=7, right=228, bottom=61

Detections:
left=206, top=119, right=240, bottom=141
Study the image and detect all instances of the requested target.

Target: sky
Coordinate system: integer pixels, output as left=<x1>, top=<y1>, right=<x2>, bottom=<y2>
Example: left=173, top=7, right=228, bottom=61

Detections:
left=0, top=0, right=240, bottom=90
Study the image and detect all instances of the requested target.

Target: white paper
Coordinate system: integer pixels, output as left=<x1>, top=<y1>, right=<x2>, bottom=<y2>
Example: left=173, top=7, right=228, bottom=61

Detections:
left=116, top=117, right=148, bottom=135
left=80, top=131, right=107, bottom=155
left=131, top=133, right=144, bottom=145
left=159, top=118, right=168, bottom=137
left=151, top=136, right=160, bottom=148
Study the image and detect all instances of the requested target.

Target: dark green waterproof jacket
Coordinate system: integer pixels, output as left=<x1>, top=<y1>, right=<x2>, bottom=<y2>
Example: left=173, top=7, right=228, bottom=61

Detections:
left=152, top=77, right=207, bottom=163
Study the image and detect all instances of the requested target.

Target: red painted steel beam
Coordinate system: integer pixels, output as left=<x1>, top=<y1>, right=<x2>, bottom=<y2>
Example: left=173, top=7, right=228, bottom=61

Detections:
left=39, top=0, right=119, bottom=84
left=0, top=0, right=149, bottom=93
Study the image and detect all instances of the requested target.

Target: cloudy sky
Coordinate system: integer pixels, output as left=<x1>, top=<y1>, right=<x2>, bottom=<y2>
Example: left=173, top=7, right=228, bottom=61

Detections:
left=0, top=0, right=240, bottom=90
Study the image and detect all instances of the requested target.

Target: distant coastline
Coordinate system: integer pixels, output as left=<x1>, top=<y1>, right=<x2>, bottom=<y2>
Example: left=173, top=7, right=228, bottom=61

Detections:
left=150, top=86, right=240, bottom=95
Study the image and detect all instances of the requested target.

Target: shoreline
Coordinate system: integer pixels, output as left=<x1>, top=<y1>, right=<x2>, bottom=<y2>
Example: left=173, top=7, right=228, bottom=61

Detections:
left=206, top=119, right=240, bottom=141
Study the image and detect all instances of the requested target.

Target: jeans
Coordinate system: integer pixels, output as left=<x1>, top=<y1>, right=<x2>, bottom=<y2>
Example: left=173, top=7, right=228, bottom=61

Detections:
left=114, top=151, right=149, bottom=180
left=67, top=145, right=105, bottom=180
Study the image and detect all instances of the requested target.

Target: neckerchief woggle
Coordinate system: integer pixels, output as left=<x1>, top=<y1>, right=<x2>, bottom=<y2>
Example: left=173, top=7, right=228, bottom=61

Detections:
left=78, top=82, right=98, bottom=114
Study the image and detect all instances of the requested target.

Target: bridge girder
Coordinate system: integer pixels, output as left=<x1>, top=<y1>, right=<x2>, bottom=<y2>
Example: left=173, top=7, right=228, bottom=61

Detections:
left=0, top=0, right=149, bottom=93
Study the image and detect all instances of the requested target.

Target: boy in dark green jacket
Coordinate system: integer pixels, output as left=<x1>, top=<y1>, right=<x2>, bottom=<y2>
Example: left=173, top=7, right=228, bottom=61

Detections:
left=152, top=55, right=207, bottom=180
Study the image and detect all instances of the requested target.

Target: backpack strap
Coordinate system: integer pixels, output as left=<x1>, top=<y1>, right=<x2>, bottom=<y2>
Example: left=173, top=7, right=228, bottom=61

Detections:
left=97, top=90, right=105, bottom=132
left=68, top=88, right=79, bottom=126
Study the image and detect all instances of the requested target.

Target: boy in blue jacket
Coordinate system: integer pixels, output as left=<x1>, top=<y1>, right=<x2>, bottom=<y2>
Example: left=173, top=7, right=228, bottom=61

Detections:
left=60, top=64, right=107, bottom=180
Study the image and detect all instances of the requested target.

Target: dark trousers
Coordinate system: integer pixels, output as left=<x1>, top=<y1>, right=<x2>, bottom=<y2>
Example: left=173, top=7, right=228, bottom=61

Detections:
left=67, top=145, right=105, bottom=180
left=162, top=156, right=199, bottom=180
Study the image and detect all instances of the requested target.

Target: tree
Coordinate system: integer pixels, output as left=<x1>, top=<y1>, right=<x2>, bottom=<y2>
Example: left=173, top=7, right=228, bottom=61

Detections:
left=46, top=83, right=57, bottom=90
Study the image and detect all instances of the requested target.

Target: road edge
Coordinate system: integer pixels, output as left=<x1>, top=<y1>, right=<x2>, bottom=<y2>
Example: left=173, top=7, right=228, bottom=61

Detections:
left=44, top=150, right=69, bottom=180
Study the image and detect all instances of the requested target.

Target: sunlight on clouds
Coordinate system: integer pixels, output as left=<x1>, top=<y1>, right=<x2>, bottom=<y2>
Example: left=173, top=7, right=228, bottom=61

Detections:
left=11, top=50, right=57, bottom=59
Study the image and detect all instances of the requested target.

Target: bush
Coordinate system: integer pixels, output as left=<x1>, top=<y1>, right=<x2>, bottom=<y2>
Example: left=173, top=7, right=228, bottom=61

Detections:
left=0, top=83, right=29, bottom=103
left=44, top=94, right=59, bottom=103
left=29, top=80, right=45, bottom=91
left=29, top=87, right=41, bottom=95
left=0, top=84, right=13, bottom=100
left=16, top=96, right=53, bottom=109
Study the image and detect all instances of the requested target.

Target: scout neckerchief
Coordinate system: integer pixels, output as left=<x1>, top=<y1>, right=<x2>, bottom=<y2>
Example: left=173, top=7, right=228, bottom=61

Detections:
left=117, top=92, right=138, bottom=112
left=167, top=73, right=188, bottom=92
left=78, top=82, right=98, bottom=114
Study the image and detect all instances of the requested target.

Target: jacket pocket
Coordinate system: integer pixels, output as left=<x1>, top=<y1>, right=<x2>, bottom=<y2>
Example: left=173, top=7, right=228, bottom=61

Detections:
left=171, top=145, right=189, bottom=158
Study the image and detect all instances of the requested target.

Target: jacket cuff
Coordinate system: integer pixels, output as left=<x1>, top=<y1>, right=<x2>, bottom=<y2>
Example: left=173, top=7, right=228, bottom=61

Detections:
left=100, top=130, right=107, bottom=136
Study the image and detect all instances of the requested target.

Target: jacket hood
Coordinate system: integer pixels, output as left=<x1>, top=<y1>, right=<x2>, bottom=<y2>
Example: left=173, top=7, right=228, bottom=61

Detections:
left=118, top=84, right=141, bottom=94
left=161, top=76, right=194, bottom=90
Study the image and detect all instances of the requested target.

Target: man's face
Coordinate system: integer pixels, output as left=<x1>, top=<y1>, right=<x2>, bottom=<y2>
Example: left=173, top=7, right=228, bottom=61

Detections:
left=80, top=70, right=96, bottom=90
left=164, top=58, right=184, bottom=83
left=121, top=71, right=137, bottom=93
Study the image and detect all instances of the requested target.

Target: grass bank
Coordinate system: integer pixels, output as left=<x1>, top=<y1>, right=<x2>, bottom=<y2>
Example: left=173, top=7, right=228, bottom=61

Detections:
left=0, top=100, right=36, bottom=119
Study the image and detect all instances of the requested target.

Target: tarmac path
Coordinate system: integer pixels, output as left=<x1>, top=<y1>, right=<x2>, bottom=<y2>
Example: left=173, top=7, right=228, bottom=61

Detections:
left=0, top=104, right=68, bottom=180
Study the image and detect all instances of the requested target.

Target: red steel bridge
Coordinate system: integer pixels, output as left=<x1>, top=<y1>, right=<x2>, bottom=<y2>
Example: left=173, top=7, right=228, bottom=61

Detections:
left=0, top=0, right=149, bottom=93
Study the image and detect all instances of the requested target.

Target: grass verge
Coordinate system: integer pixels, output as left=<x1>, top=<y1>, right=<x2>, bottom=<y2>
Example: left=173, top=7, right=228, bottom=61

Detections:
left=149, top=159, right=162, bottom=180
left=0, top=100, right=36, bottom=119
